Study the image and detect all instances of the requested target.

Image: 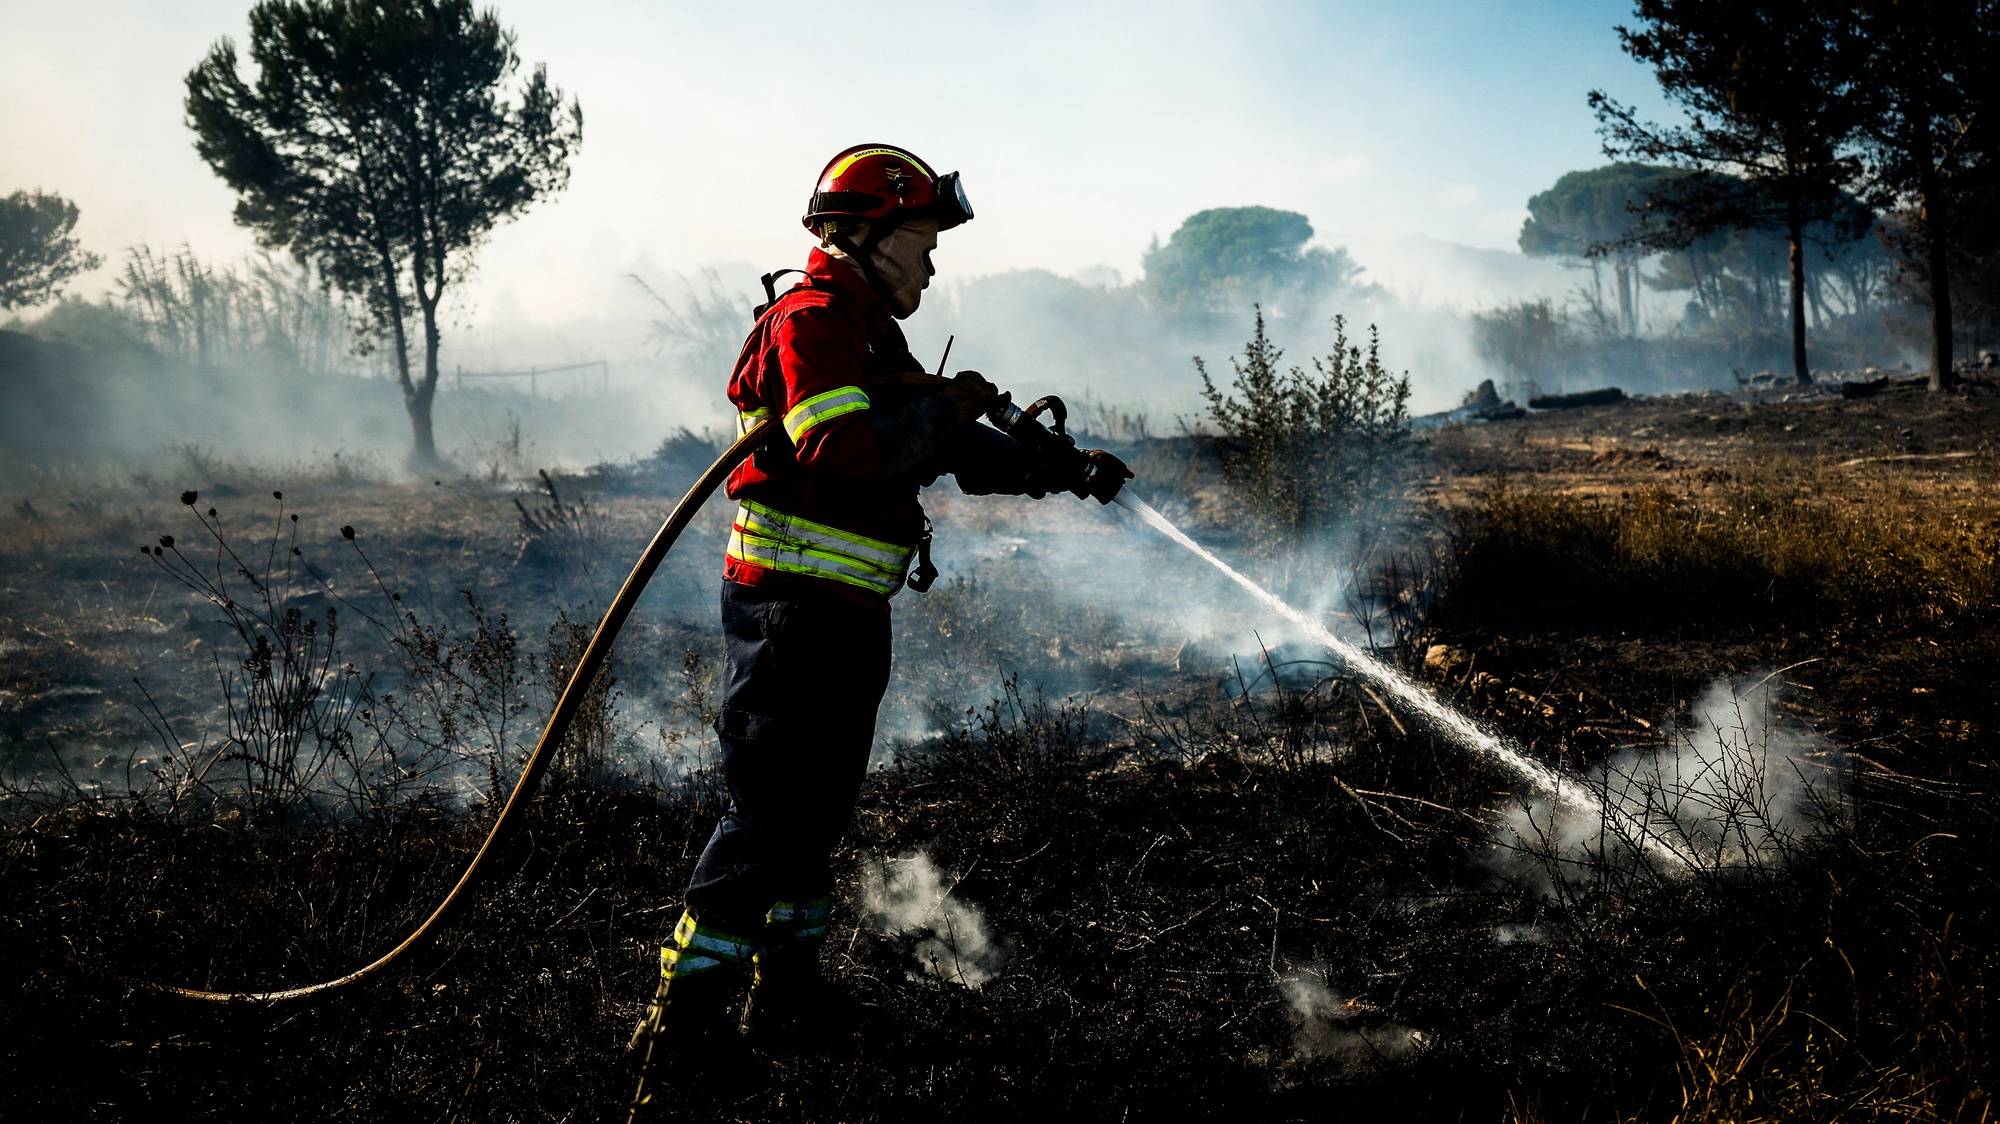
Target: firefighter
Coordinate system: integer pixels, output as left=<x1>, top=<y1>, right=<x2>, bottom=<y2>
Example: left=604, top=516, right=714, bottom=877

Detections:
left=626, top=143, right=1130, bottom=1110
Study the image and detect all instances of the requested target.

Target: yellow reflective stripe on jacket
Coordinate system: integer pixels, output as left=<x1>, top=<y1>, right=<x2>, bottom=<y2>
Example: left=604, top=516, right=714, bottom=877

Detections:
left=738, top=499, right=910, bottom=572
left=726, top=500, right=915, bottom=597
left=782, top=385, right=870, bottom=443
left=738, top=406, right=772, bottom=435
left=729, top=528, right=905, bottom=595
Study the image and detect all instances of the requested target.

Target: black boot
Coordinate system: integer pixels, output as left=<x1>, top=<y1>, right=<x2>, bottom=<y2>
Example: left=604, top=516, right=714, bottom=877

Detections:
left=743, top=896, right=847, bottom=1051
left=741, top=943, right=864, bottom=1054
left=625, top=911, right=756, bottom=1121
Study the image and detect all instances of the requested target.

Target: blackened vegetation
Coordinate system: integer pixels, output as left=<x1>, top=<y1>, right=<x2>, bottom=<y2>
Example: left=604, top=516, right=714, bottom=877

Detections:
left=514, top=467, right=608, bottom=576
left=3, top=378, right=1999, bottom=1120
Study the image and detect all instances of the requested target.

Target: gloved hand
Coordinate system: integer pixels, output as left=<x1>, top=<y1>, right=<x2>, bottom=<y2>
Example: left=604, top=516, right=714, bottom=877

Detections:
left=1076, top=448, right=1133, bottom=504
left=938, top=370, right=1003, bottom=424
left=1024, top=446, right=1132, bottom=503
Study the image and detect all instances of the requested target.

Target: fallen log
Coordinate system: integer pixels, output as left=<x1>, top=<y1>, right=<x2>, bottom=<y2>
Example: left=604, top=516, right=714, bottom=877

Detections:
left=1528, top=387, right=1625, bottom=410
left=1838, top=375, right=1890, bottom=399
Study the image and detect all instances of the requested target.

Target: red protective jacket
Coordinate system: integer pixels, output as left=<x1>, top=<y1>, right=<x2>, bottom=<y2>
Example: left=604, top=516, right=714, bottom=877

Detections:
left=723, top=249, right=1027, bottom=604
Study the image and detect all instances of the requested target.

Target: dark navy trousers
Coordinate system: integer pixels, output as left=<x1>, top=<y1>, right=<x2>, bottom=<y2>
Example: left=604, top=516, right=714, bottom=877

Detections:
left=682, top=580, right=892, bottom=933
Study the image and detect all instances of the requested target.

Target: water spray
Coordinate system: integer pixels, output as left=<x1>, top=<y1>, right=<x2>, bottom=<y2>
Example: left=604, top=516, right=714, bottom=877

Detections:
left=1110, top=492, right=1693, bottom=870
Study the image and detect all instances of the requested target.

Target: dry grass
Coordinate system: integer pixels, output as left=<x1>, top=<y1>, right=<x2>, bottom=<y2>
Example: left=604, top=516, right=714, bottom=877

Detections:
left=1436, top=465, right=1999, bottom=633
left=1420, top=459, right=2000, bottom=1124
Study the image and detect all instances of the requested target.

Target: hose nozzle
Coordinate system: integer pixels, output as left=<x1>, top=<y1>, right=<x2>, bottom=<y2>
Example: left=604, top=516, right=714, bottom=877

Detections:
left=985, top=394, right=1131, bottom=504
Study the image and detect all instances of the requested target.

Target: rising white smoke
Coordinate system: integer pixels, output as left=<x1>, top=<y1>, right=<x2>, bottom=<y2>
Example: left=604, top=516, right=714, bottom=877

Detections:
left=860, top=851, right=1005, bottom=990
left=1493, top=673, right=1843, bottom=880
left=1279, top=968, right=1428, bottom=1067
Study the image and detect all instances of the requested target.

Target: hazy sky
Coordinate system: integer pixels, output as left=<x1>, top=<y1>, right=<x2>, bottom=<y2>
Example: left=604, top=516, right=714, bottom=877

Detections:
left=3, top=0, right=1674, bottom=327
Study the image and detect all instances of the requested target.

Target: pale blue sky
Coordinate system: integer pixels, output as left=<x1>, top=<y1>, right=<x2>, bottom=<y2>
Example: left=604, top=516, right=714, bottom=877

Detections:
left=2, top=0, right=1675, bottom=325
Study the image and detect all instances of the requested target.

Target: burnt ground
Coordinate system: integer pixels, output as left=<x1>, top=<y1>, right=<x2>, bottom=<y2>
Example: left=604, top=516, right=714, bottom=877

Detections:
left=1, top=376, right=1996, bottom=1121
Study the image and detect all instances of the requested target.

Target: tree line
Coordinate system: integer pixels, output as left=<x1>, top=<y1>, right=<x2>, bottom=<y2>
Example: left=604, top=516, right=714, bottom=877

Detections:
left=1581, top=0, right=1997, bottom=390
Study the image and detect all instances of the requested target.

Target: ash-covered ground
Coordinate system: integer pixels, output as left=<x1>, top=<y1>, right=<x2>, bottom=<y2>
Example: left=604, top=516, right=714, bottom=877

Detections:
left=2, top=375, right=1995, bottom=1121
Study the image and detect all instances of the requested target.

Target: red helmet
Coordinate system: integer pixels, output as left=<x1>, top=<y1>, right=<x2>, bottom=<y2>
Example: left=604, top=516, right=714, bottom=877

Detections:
left=802, top=143, right=973, bottom=237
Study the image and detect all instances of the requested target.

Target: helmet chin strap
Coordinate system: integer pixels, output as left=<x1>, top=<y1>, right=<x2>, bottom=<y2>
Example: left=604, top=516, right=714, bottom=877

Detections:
left=828, top=219, right=906, bottom=303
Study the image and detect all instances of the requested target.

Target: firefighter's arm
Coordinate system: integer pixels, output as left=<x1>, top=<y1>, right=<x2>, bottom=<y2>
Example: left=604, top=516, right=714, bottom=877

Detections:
left=773, top=306, right=955, bottom=476
left=866, top=396, right=961, bottom=476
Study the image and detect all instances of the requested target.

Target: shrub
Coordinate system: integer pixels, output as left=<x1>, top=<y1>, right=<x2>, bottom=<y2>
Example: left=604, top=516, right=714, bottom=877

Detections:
left=1471, top=297, right=1569, bottom=403
left=543, top=610, right=616, bottom=786
left=109, top=491, right=572, bottom=822
left=512, top=468, right=606, bottom=576
left=1195, top=309, right=1411, bottom=586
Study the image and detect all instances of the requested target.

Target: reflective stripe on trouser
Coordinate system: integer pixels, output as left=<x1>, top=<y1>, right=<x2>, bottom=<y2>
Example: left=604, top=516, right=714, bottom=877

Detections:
left=765, top=896, right=832, bottom=947
left=727, top=499, right=914, bottom=596
left=754, top=897, right=832, bottom=988
left=782, top=385, right=870, bottom=443
left=663, top=909, right=757, bottom=978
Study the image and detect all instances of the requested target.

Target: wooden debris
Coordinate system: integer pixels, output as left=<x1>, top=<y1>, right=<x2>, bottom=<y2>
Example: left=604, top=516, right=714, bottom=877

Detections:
left=1529, top=387, right=1626, bottom=410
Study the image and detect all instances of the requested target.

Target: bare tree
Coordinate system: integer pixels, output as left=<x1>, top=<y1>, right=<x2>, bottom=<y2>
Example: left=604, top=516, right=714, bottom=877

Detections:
left=629, top=269, right=754, bottom=380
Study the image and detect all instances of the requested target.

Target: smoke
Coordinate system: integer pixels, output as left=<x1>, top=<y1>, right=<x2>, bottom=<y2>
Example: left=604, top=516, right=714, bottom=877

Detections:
left=898, top=230, right=1765, bottom=432
left=860, top=851, right=1005, bottom=990
left=0, top=272, right=726, bottom=490
left=0, top=209, right=1778, bottom=496
left=1493, top=673, right=1842, bottom=879
left=2, top=209, right=1850, bottom=812
left=903, top=260, right=1489, bottom=420
left=1279, top=969, right=1428, bottom=1067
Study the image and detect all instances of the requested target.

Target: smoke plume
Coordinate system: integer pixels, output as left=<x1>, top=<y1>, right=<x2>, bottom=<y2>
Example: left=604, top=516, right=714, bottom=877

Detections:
left=1279, top=969, right=1428, bottom=1067
left=860, top=851, right=1005, bottom=990
left=1494, top=673, right=1842, bottom=878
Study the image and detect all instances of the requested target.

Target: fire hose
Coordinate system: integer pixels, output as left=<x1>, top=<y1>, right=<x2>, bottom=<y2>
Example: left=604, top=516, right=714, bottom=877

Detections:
left=142, top=417, right=779, bottom=1002
left=138, top=383, right=1107, bottom=1003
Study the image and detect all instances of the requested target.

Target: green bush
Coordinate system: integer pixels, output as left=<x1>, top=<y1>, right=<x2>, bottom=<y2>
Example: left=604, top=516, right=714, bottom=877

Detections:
left=1195, top=308, right=1410, bottom=585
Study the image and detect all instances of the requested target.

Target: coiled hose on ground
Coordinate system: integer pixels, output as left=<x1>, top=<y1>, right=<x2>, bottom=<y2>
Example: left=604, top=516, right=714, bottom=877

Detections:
left=141, top=418, right=778, bottom=1003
